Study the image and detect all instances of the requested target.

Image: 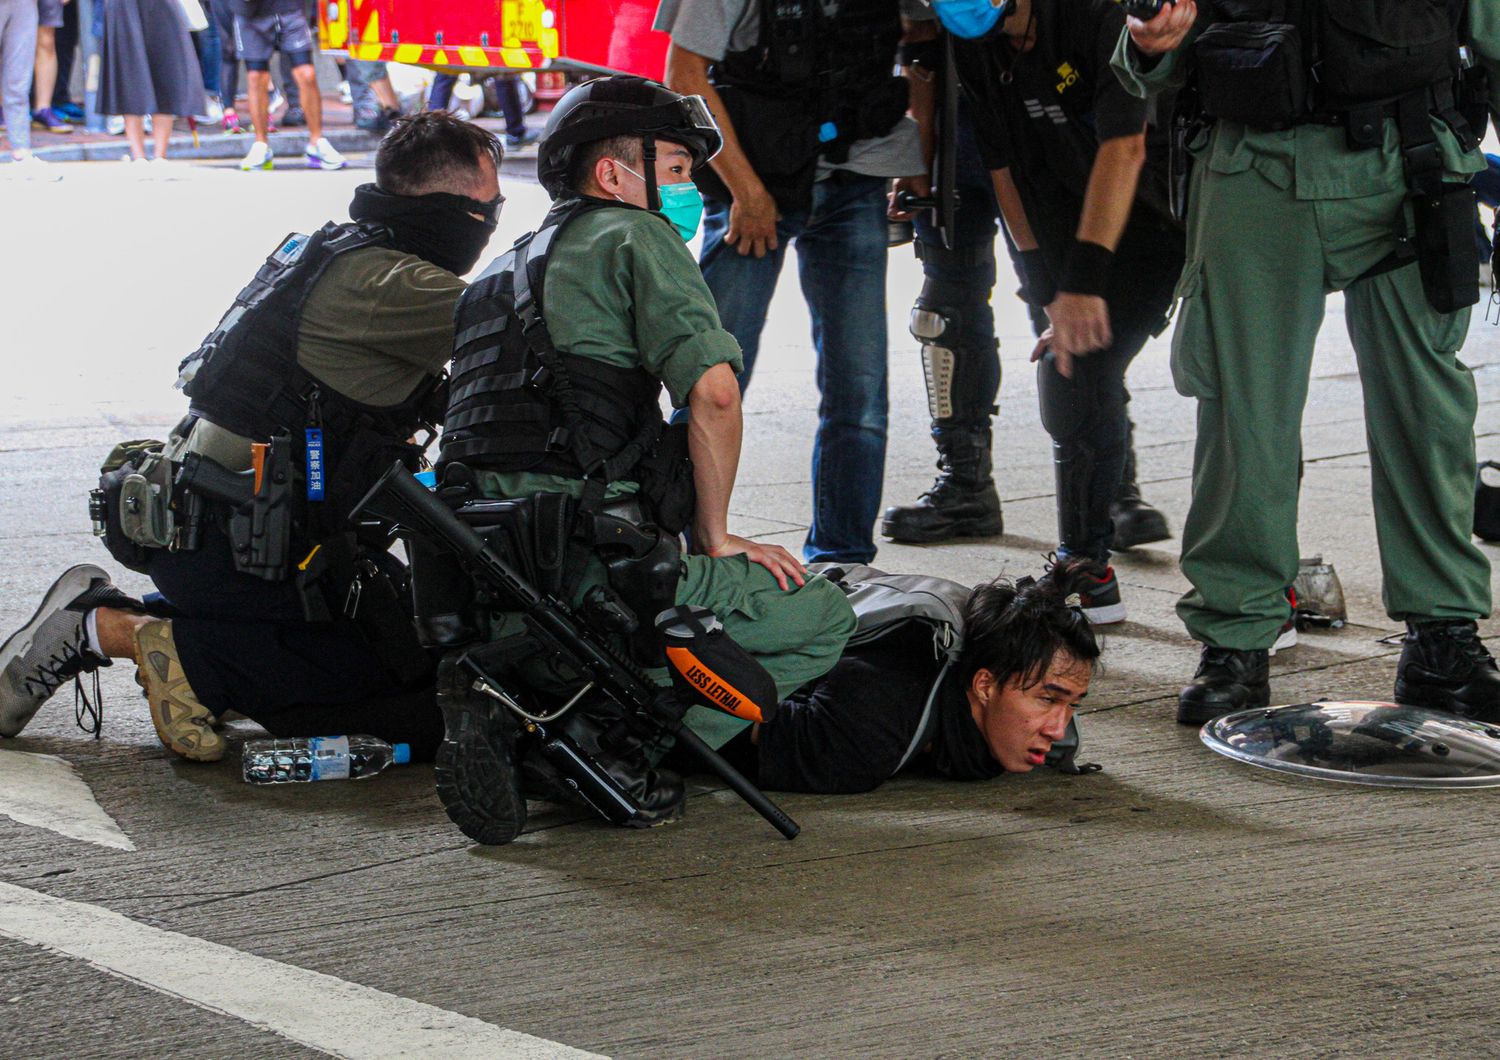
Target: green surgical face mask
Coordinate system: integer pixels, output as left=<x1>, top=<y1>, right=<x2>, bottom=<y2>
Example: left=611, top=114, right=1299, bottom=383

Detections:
left=616, top=162, right=704, bottom=242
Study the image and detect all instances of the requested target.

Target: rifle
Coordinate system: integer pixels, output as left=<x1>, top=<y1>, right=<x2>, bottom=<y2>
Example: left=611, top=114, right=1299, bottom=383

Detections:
left=352, top=461, right=801, bottom=840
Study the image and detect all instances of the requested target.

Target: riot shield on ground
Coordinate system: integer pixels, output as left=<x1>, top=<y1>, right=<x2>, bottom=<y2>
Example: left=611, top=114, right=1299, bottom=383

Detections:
left=1201, top=702, right=1500, bottom=789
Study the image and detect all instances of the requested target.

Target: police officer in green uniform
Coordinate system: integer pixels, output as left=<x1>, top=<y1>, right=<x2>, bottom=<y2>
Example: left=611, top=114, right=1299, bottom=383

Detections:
left=435, top=76, right=857, bottom=828
left=1113, top=1, right=1500, bottom=724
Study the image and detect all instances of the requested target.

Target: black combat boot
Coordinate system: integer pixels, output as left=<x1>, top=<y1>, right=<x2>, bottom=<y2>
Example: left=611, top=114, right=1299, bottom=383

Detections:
left=433, top=654, right=529, bottom=845
left=1393, top=619, right=1500, bottom=723
left=547, top=694, right=686, bottom=827
left=1109, top=428, right=1170, bottom=549
left=882, top=427, right=1003, bottom=543
left=1177, top=646, right=1270, bottom=726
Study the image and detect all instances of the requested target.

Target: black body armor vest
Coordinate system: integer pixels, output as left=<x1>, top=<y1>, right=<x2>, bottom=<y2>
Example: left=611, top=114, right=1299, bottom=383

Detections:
left=177, top=222, right=447, bottom=521
left=699, top=0, right=907, bottom=210
left=440, top=198, right=665, bottom=484
left=716, top=0, right=902, bottom=100
left=1193, top=0, right=1465, bottom=129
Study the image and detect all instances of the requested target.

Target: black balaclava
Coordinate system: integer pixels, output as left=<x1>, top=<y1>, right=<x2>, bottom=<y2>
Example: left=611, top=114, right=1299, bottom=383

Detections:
left=349, top=183, right=501, bottom=276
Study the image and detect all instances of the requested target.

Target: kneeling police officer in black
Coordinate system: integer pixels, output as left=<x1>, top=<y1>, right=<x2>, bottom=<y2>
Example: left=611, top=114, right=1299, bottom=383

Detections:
left=0, top=113, right=503, bottom=762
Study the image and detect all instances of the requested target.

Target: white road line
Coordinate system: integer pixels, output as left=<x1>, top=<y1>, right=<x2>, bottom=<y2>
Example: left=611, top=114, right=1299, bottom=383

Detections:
left=0, top=881, right=606, bottom=1059
left=0, top=751, right=135, bottom=851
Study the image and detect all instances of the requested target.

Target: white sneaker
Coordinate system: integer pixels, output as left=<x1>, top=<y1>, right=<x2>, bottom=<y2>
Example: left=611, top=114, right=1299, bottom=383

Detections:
left=3, top=154, right=62, bottom=181
left=149, top=157, right=186, bottom=180
left=240, top=140, right=274, bottom=171
left=338, top=80, right=352, bottom=105
left=305, top=137, right=346, bottom=170
left=106, top=114, right=124, bottom=135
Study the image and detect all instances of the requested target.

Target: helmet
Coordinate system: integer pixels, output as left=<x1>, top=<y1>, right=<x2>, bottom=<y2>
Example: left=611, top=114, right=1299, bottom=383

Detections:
left=537, top=75, right=722, bottom=207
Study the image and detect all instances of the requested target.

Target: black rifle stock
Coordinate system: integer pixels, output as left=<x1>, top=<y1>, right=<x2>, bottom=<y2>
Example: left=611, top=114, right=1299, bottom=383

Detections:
left=352, top=461, right=800, bottom=840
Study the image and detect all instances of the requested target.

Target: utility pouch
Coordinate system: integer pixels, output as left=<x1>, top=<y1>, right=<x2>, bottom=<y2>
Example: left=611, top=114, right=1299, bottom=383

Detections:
left=634, top=421, right=695, bottom=537
left=1193, top=18, right=1307, bottom=130
left=1410, top=183, right=1481, bottom=314
left=93, top=439, right=168, bottom=573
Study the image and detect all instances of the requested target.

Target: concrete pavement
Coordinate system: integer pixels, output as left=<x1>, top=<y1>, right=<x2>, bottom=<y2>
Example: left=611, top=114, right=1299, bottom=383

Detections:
left=0, top=156, right=1498, bottom=1058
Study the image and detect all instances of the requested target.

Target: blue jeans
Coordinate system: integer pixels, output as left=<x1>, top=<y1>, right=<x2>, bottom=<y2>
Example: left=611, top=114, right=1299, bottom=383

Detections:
left=700, top=174, right=890, bottom=563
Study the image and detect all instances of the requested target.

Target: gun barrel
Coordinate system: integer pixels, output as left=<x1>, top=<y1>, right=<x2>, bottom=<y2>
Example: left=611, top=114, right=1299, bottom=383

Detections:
left=674, top=725, right=800, bottom=840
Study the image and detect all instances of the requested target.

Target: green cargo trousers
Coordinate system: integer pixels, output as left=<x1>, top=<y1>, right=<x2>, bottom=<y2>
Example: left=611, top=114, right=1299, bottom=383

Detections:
left=1171, top=161, right=1492, bottom=650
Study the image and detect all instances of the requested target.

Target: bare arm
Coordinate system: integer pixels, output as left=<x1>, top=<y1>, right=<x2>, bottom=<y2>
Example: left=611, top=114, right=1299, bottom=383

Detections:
left=664, top=43, right=781, bottom=258
left=1039, top=132, right=1147, bottom=372
left=990, top=166, right=1038, bottom=251
left=687, top=362, right=742, bottom=552
left=1076, top=133, right=1147, bottom=252
left=686, top=363, right=806, bottom=588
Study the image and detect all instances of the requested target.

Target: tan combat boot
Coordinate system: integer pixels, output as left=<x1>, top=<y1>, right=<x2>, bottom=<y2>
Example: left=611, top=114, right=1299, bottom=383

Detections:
left=134, top=620, right=225, bottom=762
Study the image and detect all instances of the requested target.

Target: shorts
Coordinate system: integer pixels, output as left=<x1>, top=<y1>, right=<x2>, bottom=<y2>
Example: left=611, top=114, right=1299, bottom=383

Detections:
left=233, top=10, right=314, bottom=67
left=39, top=0, right=64, bottom=29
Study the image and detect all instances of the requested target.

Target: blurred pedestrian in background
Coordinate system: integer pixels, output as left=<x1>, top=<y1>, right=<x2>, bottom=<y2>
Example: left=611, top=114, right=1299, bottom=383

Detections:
left=30, top=0, right=70, bottom=133
left=97, top=0, right=206, bottom=166
left=0, top=0, right=47, bottom=171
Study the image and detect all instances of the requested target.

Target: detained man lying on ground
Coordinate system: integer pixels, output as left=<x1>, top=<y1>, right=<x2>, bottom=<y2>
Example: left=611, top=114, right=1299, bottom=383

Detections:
left=713, top=559, right=1101, bottom=794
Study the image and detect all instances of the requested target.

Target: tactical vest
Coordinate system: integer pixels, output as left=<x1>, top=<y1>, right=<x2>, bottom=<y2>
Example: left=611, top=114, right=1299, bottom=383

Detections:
left=177, top=221, right=447, bottom=520
left=440, top=197, right=665, bottom=486
left=701, top=0, right=907, bottom=208
left=716, top=0, right=902, bottom=100
left=1193, top=0, right=1465, bottom=129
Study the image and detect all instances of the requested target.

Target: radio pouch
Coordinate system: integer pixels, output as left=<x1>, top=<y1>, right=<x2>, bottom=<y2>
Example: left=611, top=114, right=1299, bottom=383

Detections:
left=1411, top=183, right=1481, bottom=315
left=1193, top=3, right=1308, bottom=130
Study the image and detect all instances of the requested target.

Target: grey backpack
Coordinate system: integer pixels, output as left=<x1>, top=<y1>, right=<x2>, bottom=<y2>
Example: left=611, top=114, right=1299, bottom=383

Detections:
left=810, top=564, right=1099, bottom=776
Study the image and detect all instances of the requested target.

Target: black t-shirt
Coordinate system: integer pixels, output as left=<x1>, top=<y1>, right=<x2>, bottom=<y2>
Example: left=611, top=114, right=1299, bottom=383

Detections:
left=754, top=625, right=1004, bottom=794
left=953, top=0, right=1175, bottom=264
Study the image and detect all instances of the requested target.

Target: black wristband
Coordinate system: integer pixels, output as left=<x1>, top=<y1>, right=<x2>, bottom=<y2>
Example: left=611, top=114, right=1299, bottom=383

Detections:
left=1016, top=248, right=1057, bottom=307
left=1059, top=240, right=1115, bottom=298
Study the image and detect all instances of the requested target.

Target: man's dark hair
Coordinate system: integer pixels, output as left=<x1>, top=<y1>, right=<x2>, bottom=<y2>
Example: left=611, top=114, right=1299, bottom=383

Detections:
left=375, top=112, right=503, bottom=196
left=568, top=134, right=641, bottom=195
left=959, top=557, right=1102, bottom=692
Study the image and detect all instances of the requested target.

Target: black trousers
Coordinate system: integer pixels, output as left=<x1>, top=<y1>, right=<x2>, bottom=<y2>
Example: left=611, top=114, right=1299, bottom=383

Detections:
left=145, top=523, right=443, bottom=759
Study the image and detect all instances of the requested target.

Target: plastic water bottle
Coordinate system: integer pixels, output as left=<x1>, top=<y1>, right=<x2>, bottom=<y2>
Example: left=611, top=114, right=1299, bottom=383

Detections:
left=241, top=735, right=411, bottom=784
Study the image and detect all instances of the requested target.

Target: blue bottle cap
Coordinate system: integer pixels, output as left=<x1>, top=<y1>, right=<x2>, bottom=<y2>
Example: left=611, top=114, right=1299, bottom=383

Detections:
left=393, top=743, right=411, bottom=765
left=818, top=121, right=838, bottom=143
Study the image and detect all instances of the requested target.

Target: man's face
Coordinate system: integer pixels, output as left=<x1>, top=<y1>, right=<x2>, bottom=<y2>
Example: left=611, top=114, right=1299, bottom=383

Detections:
left=970, top=652, right=1090, bottom=772
left=600, top=139, right=695, bottom=208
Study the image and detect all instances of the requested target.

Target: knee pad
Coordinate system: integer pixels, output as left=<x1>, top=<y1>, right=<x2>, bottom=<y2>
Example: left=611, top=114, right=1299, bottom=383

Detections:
left=910, top=306, right=958, bottom=421
left=910, top=297, right=998, bottom=423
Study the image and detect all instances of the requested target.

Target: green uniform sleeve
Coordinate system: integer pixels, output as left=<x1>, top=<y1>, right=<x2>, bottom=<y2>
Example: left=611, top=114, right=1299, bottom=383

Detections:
left=1111, top=22, right=1195, bottom=99
left=298, top=248, right=466, bottom=406
left=620, top=217, right=744, bottom=408
left=1472, top=0, right=1500, bottom=123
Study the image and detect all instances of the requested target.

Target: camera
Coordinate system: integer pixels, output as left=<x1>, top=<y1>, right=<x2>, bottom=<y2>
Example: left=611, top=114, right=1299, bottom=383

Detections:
left=1119, top=0, right=1172, bottom=18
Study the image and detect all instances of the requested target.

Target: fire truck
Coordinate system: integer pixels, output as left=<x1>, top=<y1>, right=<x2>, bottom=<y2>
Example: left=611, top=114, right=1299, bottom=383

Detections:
left=318, top=1, right=669, bottom=83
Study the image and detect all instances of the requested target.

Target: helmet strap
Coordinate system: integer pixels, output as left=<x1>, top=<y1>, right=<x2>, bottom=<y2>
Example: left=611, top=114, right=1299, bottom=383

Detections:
left=642, top=134, right=660, bottom=213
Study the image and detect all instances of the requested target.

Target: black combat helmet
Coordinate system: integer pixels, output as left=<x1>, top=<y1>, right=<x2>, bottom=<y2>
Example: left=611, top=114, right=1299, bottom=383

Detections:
left=537, top=75, right=722, bottom=209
